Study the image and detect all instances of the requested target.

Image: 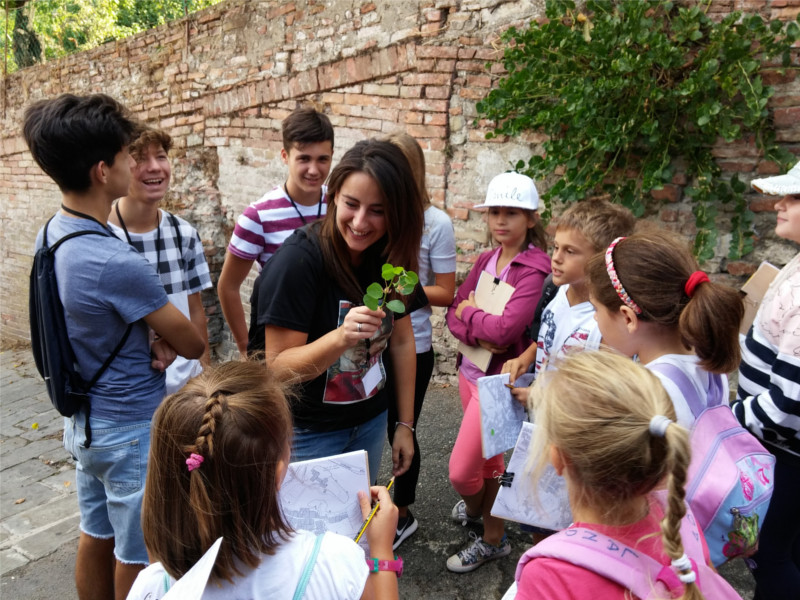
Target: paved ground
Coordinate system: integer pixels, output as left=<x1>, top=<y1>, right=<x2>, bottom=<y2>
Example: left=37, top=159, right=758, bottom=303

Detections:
left=0, top=347, right=755, bottom=599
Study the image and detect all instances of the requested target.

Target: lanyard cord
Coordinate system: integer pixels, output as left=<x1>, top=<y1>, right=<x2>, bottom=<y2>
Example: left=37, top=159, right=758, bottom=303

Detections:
left=60, top=204, right=112, bottom=232
left=283, top=182, right=323, bottom=225
left=114, top=203, right=162, bottom=275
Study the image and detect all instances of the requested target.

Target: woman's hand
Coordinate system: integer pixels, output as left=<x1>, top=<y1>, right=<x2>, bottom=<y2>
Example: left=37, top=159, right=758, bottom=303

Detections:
left=340, top=306, right=386, bottom=347
left=510, top=385, right=532, bottom=408
left=391, top=425, right=414, bottom=476
left=454, top=291, right=478, bottom=320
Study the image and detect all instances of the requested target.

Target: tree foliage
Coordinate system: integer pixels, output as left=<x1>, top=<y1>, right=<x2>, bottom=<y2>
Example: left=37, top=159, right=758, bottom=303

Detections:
left=477, top=0, right=800, bottom=261
left=3, top=0, right=222, bottom=73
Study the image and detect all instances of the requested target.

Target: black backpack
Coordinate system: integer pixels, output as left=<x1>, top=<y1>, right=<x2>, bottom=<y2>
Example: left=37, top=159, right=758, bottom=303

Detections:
left=29, top=216, right=132, bottom=447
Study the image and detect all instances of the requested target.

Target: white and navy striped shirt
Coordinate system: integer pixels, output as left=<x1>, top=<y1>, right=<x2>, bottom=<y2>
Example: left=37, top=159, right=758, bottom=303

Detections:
left=734, top=253, right=800, bottom=457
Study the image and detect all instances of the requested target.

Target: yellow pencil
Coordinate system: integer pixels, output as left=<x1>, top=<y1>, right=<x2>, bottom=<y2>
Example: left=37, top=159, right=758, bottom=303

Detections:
left=354, top=477, right=395, bottom=543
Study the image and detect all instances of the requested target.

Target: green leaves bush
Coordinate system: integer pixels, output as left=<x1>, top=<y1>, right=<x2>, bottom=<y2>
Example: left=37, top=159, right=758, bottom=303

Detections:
left=477, top=0, right=799, bottom=261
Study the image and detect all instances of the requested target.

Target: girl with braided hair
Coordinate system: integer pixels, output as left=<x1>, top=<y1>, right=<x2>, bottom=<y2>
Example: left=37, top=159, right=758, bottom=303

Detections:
left=127, top=361, right=399, bottom=600
left=514, top=351, right=740, bottom=599
left=585, top=229, right=743, bottom=427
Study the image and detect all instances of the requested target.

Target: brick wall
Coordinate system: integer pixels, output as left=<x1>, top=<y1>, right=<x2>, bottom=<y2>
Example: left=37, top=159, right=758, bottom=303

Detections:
left=1, top=0, right=798, bottom=381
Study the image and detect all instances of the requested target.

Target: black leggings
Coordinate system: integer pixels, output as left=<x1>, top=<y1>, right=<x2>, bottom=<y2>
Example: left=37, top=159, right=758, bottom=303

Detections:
left=751, top=445, right=800, bottom=600
left=386, top=348, right=435, bottom=508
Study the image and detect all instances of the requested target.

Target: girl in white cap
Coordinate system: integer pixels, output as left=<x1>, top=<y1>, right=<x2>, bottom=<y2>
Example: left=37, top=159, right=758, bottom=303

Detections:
left=445, top=172, right=551, bottom=572
left=731, top=161, right=800, bottom=600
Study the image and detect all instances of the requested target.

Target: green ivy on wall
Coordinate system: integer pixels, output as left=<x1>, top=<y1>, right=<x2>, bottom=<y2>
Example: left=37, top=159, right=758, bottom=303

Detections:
left=477, top=0, right=799, bottom=261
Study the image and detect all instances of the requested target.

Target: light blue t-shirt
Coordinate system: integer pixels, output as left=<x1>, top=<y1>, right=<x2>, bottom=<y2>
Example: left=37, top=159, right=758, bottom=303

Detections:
left=410, top=205, right=456, bottom=352
left=35, top=212, right=169, bottom=421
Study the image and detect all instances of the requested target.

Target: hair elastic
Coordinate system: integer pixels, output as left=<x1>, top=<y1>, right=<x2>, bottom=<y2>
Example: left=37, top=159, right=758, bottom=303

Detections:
left=649, top=415, right=672, bottom=437
left=671, top=554, right=697, bottom=584
left=684, top=271, right=710, bottom=298
left=186, top=452, right=204, bottom=472
left=604, top=237, right=643, bottom=315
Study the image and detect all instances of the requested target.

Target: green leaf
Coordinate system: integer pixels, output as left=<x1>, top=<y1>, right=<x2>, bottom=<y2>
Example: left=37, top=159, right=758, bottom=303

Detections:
left=386, top=299, right=406, bottom=314
left=363, top=294, right=380, bottom=311
left=366, top=282, right=384, bottom=299
left=381, top=264, right=396, bottom=280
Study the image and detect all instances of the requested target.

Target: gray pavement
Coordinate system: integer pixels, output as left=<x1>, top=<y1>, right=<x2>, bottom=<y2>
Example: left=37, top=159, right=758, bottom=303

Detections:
left=0, top=347, right=755, bottom=599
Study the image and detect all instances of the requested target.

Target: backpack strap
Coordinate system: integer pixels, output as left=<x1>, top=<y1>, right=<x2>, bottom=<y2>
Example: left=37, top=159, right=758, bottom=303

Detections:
left=47, top=224, right=134, bottom=446
left=526, top=274, right=558, bottom=340
left=292, top=533, right=325, bottom=600
left=518, top=511, right=705, bottom=597
left=167, top=212, right=183, bottom=267
left=647, top=362, right=725, bottom=418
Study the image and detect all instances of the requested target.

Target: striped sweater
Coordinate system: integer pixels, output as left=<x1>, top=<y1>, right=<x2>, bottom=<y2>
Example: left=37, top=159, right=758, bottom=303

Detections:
left=733, top=253, right=800, bottom=457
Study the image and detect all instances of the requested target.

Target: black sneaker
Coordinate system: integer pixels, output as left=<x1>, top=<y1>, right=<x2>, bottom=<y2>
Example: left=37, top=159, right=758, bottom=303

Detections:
left=393, top=511, right=418, bottom=550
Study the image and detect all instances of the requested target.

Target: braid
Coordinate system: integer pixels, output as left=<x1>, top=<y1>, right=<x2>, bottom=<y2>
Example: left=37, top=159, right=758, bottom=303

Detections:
left=660, top=423, right=705, bottom=600
left=192, top=393, right=226, bottom=460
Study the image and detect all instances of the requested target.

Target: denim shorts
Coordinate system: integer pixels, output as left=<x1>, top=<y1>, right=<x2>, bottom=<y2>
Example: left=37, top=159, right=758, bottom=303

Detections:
left=292, top=410, right=387, bottom=484
left=63, top=412, right=150, bottom=565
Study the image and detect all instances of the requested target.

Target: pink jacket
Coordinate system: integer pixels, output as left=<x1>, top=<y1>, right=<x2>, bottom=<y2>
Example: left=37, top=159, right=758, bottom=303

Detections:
left=446, top=245, right=551, bottom=375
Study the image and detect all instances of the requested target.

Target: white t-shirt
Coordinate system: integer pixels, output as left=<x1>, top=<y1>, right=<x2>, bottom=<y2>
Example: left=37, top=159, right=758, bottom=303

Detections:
left=534, top=285, right=602, bottom=375
left=410, top=205, right=456, bottom=353
left=646, top=354, right=726, bottom=428
left=126, top=530, right=368, bottom=600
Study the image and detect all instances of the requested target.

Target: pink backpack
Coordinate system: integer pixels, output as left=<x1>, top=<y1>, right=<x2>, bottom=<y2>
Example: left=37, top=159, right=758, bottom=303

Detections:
left=515, top=492, right=742, bottom=599
left=649, top=363, right=775, bottom=566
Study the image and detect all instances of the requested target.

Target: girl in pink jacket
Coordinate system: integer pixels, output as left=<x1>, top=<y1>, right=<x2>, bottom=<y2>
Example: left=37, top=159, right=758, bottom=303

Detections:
left=444, top=172, right=551, bottom=573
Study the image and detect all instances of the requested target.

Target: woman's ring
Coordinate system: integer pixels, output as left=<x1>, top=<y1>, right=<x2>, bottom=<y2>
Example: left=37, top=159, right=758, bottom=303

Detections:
left=357, top=322, right=362, bottom=333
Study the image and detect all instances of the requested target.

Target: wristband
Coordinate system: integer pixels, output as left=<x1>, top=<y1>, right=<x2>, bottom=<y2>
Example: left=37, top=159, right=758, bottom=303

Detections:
left=366, top=555, right=403, bottom=577
left=394, top=421, right=415, bottom=433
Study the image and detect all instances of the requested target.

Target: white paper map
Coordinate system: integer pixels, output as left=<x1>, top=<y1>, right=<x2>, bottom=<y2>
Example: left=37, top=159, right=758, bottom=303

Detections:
left=491, top=422, right=572, bottom=530
left=279, top=450, right=370, bottom=541
left=478, top=373, right=528, bottom=459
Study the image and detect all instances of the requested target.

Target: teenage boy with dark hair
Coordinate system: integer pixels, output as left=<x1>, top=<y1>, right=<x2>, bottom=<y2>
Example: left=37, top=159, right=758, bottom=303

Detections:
left=108, top=126, right=212, bottom=394
left=24, top=93, right=204, bottom=600
left=218, top=106, right=334, bottom=356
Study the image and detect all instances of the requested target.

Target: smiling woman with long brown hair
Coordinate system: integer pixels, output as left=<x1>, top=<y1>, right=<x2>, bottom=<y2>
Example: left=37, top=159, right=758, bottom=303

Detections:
left=249, top=139, right=425, bottom=484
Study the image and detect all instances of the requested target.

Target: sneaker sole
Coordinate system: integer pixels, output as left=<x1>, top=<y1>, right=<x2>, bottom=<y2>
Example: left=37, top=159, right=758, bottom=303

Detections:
left=393, top=518, right=419, bottom=550
left=445, top=545, right=511, bottom=573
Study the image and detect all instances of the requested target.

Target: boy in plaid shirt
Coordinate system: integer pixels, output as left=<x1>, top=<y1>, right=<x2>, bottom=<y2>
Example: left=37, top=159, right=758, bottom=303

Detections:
left=108, top=127, right=212, bottom=393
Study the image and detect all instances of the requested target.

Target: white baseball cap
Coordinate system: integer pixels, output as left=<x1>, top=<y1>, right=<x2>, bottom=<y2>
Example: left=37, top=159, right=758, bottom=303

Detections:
left=474, top=172, right=540, bottom=211
left=751, top=161, right=800, bottom=195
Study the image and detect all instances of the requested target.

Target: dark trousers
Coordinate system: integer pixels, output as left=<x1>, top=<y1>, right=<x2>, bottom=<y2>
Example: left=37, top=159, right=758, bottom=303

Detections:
left=386, top=348, right=435, bottom=508
left=752, top=445, right=800, bottom=600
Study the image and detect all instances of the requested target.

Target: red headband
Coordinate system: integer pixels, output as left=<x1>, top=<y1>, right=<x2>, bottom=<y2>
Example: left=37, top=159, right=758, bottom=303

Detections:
left=685, top=271, right=709, bottom=298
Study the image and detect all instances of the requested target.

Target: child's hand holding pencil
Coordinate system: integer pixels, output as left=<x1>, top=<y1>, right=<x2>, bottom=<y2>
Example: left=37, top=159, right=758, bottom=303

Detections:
left=355, top=479, right=398, bottom=559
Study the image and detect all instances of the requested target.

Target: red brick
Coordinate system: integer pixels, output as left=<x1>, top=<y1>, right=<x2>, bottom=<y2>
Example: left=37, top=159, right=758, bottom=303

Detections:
left=417, top=46, right=459, bottom=59
left=425, top=86, right=450, bottom=99
left=757, top=161, right=782, bottom=175
left=750, top=196, right=778, bottom=212
left=727, top=261, right=758, bottom=277
left=774, top=106, right=800, bottom=128
left=652, top=184, right=683, bottom=203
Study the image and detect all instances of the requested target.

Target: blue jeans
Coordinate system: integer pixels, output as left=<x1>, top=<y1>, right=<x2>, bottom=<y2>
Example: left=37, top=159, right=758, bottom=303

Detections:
left=292, top=410, right=388, bottom=484
left=63, top=412, right=150, bottom=565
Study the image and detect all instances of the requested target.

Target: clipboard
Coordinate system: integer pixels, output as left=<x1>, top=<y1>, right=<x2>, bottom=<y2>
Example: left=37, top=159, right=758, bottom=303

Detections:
left=739, top=261, right=779, bottom=335
left=457, top=271, right=516, bottom=372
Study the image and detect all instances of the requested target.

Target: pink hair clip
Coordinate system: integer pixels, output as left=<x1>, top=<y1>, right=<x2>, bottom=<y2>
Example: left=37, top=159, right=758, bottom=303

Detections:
left=605, top=237, right=642, bottom=315
left=186, top=452, right=204, bottom=472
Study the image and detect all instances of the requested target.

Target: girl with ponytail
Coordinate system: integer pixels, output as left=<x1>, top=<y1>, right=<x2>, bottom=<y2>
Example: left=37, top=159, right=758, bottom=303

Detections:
left=514, top=351, right=740, bottom=599
left=586, top=229, right=743, bottom=426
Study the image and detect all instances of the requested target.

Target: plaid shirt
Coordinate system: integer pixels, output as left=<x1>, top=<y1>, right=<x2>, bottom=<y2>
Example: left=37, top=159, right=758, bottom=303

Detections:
left=108, top=210, right=212, bottom=296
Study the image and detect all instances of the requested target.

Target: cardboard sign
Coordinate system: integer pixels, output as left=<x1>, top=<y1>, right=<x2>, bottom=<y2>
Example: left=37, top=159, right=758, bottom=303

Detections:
left=740, top=262, right=779, bottom=335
